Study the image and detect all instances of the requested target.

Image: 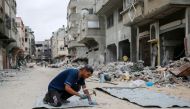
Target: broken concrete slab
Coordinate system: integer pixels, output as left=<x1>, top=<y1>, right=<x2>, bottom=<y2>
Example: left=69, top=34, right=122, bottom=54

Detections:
left=96, top=87, right=190, bottom=108
left=170, top=63, right=190, bottom=76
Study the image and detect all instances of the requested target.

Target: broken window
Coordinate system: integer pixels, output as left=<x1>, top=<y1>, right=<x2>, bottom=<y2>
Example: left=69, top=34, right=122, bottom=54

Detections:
left=88, top=8, right=93, bottom=14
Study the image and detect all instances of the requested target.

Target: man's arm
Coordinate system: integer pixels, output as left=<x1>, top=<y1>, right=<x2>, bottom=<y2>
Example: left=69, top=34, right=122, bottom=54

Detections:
left=65, top=84, right=80, bottom=97
left=82, top=85, right=92, bottom=102
left=65, top=84, right=88, bottom=99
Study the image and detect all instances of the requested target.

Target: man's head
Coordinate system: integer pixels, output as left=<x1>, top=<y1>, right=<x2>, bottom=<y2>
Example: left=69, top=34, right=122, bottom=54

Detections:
left=79, top=65, right=93, bottom=79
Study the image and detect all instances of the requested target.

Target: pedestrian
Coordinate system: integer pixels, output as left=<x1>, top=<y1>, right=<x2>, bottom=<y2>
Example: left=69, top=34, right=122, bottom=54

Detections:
left=43, top=65, right=97, bottom=107
left=123, top=55, right=128, bottom=62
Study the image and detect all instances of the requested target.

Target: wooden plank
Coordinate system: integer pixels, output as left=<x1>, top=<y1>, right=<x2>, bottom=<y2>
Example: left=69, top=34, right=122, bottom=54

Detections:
left=170, top=63, right=190, bottom=76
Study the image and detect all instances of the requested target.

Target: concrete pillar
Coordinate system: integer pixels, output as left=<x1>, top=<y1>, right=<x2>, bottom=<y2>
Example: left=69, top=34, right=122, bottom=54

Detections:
left=130, top=26, right=137, bottom=62
left=185, top=8, right=190, bottom=56
left=136, top=27, right=140, bottom=61
left=156, top=21, right=161, bottom=66
left=116, top=43, right=119, bottom=61
left=0, top=42, right=2, bottom=70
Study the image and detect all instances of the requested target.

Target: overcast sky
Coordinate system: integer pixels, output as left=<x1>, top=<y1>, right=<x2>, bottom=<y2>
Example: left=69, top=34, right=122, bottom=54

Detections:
left=16, top=0, right=69, bottom=41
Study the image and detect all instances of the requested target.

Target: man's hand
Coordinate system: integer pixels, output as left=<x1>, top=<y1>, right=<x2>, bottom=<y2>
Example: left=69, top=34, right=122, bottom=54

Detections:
left=89, top=100, right=97, bottom=105
left=79, top=94, right=88, bottom=99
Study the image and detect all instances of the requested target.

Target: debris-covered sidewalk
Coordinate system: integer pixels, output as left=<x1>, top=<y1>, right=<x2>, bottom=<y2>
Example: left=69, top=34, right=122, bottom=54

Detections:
left=86, top=57, right=190, bottom=108
left=94, top=57, right=190, bottom=88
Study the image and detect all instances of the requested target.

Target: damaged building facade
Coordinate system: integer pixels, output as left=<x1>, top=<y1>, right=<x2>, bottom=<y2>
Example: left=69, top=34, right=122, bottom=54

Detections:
left=0, top=0, right=19, bottom=69
left=24, top=26, right=35, bottom=62
left=77, top=1, right=106, bottom=66
left=35, top=40, right=51, bottom=63
left=67, top=0, right=101, bottom=65
left=65, top=0, right=190, bottom=67
left=96, top=0, right=131, bottom=63
left=122, top=0, right=190, bottom=67
left=51, top=26, right=68, bottom=63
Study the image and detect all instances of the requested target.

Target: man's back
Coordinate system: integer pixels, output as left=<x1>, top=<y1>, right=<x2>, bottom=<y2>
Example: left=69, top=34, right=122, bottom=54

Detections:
left=48, top=68, right=79, bottom=91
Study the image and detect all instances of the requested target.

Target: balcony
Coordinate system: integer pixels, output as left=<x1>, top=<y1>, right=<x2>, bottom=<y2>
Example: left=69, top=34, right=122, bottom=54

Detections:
left=144, top=0, right=190, bottom=16
left=95, top=0, right=109, bottom=13
left=77, top=15, right=104, bottom=47
left=68, top=40, right=85, bottom=49
left=78, top=29, right=103, bottom=47
left=122, top=0, right=190, bottom=26
left=97, top=0, right=123, bottom=15
left=122, top=0, right=144, bottom=26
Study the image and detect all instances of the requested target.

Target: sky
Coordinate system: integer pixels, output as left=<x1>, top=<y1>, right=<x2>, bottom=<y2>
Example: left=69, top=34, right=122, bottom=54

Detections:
left=16, top=0, right=69, bottom=41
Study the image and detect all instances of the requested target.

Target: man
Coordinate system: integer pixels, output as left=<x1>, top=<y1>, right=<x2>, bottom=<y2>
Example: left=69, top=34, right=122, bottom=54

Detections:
left=123, top=55, right=128, bottom=62
left=43, top=65, right=96, bottom=107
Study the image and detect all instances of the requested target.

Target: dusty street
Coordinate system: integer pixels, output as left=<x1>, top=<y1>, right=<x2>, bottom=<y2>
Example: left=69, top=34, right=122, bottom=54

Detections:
left=0, top=65, right=190, bottom=109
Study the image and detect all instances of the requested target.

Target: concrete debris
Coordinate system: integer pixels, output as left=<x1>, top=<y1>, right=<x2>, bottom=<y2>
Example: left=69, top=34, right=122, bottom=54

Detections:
left=170, top=63, right=190, bottom=76
left=95, top=57, right=190, bottom=88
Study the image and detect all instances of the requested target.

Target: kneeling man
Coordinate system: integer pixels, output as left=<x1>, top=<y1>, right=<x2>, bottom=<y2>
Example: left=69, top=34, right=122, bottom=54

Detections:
left=43, top=65, right=96, bottom=107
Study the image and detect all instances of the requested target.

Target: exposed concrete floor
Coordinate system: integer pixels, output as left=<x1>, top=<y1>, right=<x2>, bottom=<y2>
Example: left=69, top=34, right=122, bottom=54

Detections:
left=0, top=65, right=189, bottom=109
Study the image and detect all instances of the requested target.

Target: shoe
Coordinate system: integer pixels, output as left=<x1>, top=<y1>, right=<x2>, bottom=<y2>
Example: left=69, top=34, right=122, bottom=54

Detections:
left=43, top=99, right=48, bottom=104
left=43, top=97, right=48, bottom=104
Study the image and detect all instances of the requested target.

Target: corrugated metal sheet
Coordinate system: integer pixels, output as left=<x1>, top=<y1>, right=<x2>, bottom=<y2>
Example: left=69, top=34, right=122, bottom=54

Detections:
left=33, top=95, right=93, bottom=109
left=96, top=87, right=190, bottom=108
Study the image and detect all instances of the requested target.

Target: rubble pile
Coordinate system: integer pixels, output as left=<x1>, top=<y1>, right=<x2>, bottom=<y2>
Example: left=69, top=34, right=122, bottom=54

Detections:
left=95, top=57, right=190, bottom=88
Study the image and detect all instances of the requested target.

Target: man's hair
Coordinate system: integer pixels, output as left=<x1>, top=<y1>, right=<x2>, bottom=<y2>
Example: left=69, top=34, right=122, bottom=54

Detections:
left=80, top=65, right=94, bottom=74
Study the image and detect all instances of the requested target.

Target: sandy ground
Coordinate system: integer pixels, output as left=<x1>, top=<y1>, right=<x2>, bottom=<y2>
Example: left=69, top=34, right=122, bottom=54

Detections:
left=0, top=65, right=190, bottom=109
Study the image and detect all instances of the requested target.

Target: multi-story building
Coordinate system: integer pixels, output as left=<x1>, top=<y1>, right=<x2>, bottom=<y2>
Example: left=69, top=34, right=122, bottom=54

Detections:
left=24, top=26, right=35, bottom=62
left=76, top=1, right=106, bottom=66
left=0, top=0, right=18, bottom=69
left=43, top=40, right=51, bottom=62
left=0, top=0, right=6, bottom=70
left=122, top=0, right=190, bottom=66
left=35, top=41, right=44, bottom=62
left=67, top=0, right=90, bottom=64
left=96, top=0, right=131, bottom=63
left=16, top=17, right=25, bottom=51
left=35, top=40, right=51, bottom=62
left=51, top=26, right=68, bottom=63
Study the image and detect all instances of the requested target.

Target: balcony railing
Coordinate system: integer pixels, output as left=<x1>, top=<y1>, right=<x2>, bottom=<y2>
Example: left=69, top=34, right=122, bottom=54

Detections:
left=122, top=0, right=190, bottom=25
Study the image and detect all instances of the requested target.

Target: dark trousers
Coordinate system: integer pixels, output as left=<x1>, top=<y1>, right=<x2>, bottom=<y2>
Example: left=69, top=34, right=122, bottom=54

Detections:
left=43, top=84, right=80, bottom=107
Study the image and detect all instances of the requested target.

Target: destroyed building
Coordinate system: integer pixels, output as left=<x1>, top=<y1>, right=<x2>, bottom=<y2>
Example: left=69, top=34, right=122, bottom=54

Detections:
left=122, top=0, right=190, bottom=67
left=96, top=0, right=131, bottom=63
left=24, top=26, right=35, bottom=62
left=35, top=40, right=51, bottom=63
left=0, top=0, right=20, bottom=69
left=64, top=0, right=190, bottom=67
left=50, top=26, right=68, bottom=63
left=66, top=0, right=107, bottom=66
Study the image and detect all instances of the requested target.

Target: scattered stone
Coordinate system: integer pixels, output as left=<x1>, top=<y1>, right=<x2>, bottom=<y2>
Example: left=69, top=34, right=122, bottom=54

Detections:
left=95, top=57, right=190, bottom=88
left=170, top=63, right=190, bottom=76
